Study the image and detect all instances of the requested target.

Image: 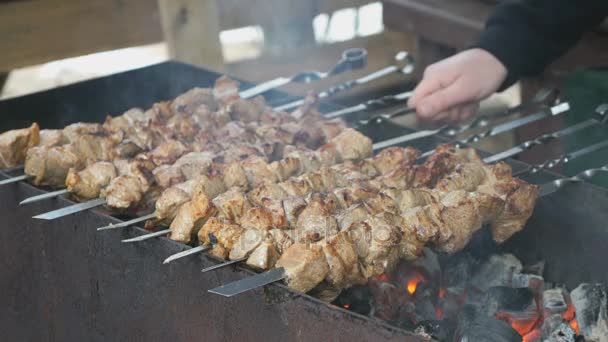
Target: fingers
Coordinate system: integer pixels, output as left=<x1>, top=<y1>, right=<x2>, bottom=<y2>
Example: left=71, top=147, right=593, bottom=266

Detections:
left=416, top=76, right=480, bottom=120
left=426, top=102, right=480, bottom=124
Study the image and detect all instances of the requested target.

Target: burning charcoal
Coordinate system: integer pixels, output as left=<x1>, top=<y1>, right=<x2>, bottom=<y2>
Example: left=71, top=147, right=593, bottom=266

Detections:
left=333, top=286, right=372, bottom=315
left=484, top=287, right=536, bottom=315
left=542, top=314, right=568, bottom=338
left=545, top=323, right=577, bottom=342
left=511, top=273, right=544, bottom=291
left=414, top=320, right=451, bottom=341
left=455, top=307, right=522, bottom=342
left=522, top=260, right=545, bottom=276
left=368, top=277, right=406, bottom=321
left=412, top=248, right=441, bottom=281
left=543, top=288, right=568, bottom=315
left=570, top=283, right=608, bottom=341
left=442, top=252, right=477, bottom=290
left=470, top=254, right=523, bottom=292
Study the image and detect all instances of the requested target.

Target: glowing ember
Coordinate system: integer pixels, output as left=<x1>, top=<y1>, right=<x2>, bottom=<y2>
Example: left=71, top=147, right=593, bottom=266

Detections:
left=343, top=304, right=350, bottom=310
left=439, top=288, right=446, bottom=298
left=569, top=319, right=580, bottom=335
left=435, top=308, right=443, bottom=320
left=563, top=302, right=576, bottom=321
left=406, top=281, right=418, bottom=295
left=522, top=329, right=541, bottom=342
left=378, top=273, right=390, bottom=282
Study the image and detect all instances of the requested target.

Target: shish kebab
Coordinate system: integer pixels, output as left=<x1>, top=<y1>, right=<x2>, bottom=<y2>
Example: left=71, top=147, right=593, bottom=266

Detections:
left=161, top=108, right=579, bottom=266
left=126, top=97, right=569, bottom=243
left=189, top=144, right=538, bottom=299
left=14, top=73, right=422, bottom=198
left=31, top=92, right=350, bottom=219
left=112, top=97, right=569, bottom=246
left=208, top=105, right=608, bottom=298
left=0, top=75, right=245, bottom=186
left=162, top=101, right=604, bottom=267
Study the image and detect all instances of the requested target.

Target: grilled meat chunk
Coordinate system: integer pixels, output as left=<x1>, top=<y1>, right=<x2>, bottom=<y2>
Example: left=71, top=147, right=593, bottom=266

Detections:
left=295, top=197, right=339, bottom=243
left=330, top=128, right=373, bottom=161
left=246, top=238, right=280, bottom=270
left=198, top=217, right=244, bottom=259
left=276, top=243, right=329, bottom=293
left=0, top=123, right=40, bottom=168
left=65, top=162, right=117, bottom=200
left=39, top=129, right=66, bottom=147
left=154, top=179, right=199, bottom=223
left=102, top=175, right=145, bottom=209
left=25, top=145, right=83, bottom=187
left=171, top=87, right=218, bottom=114
left=212, top=187, right=252, bottom=223
left=321, top=231, right=365, bottom=289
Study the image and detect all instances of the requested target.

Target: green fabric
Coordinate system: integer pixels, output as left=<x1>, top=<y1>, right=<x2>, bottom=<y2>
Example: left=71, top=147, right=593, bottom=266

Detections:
left=561, top=68, right=608, bottom=187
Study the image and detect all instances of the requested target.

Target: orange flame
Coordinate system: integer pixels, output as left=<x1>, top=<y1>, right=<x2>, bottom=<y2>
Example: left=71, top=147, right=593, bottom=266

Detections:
left=569, top=319, right=580, bottom=335
left=407, top=280, right=418, bottom=295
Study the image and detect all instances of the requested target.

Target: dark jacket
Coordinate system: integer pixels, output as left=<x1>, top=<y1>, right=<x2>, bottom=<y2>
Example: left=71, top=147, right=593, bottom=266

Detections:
left=473, top=0, right=608, bottom=90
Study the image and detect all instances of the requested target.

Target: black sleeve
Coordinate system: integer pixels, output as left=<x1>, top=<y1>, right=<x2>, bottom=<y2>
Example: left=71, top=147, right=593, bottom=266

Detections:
left=472, top=0, right=608, bottom=90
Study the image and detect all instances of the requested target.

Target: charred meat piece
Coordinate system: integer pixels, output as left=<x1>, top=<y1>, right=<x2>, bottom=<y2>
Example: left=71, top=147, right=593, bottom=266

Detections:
left=330, top=128, right=373, bottom=161
left=198, top=217, right=244, bottom=259
left=0, top=123, right=40, bottom=168
left=171, top=87, right=218, bottom=114
left=240, top=198, right=288, bottom=231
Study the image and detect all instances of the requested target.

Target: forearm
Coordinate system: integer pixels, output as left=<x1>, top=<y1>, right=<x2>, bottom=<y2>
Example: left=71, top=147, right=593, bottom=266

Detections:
left=473, top=0, right=608, bottom=90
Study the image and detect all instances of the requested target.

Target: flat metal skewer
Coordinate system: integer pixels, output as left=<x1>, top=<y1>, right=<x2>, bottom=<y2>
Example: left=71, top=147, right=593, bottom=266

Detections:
left=240, top=48, right=367, bottom=99
left=0, top=174, right=29, bottom=186
left=97, top=213, right=156, bottom=231
left=374, top=101, right=570, bottom=152
left=208, top=268, right=287, bottom=297
left=514, top=139, right=608, bottom=177
left=201, top=258, right=247, bottom=273
left=122, top=228, right=171, bottom=243
left=539, top=164, right=608, bottom=197
left=32, top=198, right=106, bottom=220
left=20, top=189, right=68, bottom=205
left=323, top=90, right=413, bottom=119
left=274, top=51, right=415, bottom=112
left=162, top=245, right=212, bottom=264
left=484, top=103, right=607, bottom=164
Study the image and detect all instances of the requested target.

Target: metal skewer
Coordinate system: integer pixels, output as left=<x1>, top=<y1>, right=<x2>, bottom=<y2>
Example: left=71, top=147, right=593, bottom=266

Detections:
left=20, top=189, right=68, bottom=205
left=323, top=90, right=413, bottom=119
left=96, top=213, right=156, bottom=231
left=32, top=198, right=106, bottom=220
left=201, top=258, right=247, bottom=273
left=513, top=139, right=608, bottom=177
left=240, top=48, right=368, bottom=99
left=274, top=51, right=415, bottom=112
left=376, top=100, right=570, bottom=152
left=484, top=103, right=607, bottom=164
left=539, top=164, right=608, bottom=197
left=122, top=228, right=171, bottom=243
left=162, top=245, right=211, bottom=264
left=208, top=268, right=287, bottom=297
left=0, top=174, right=29, bottom=186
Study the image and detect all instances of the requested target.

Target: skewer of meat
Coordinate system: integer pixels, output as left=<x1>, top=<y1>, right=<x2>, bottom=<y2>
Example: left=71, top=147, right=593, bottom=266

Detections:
left=161, top=144, right=470, bottom=263
left=33, top=97, right=348, bottom=220
left=120, top=128, right=373, bottom=248
left=205, top=146, right=537, bottom=299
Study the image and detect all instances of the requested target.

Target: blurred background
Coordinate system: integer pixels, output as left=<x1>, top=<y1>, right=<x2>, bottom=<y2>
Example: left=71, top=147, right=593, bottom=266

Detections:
left=0, top=0, right=607, bottom=164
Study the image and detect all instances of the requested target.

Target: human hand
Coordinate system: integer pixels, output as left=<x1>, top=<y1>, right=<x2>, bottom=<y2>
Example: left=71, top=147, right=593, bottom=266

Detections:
left=407, top=49, right=508, bottom=123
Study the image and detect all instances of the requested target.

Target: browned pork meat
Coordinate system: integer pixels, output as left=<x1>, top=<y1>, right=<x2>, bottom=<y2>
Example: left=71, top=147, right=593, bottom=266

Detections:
left=65, top=162, right=117, bottom=200
left=154, top=179, right=199, bottom=224
left=171, top=87, right=218, bottom=114
left=276, top=243, right=329, bottom=293
left=24, top=145, right=83, bottom=187
left=0, top=123, right=40, bottom=168
left=39, top=129, right=67, bottom=147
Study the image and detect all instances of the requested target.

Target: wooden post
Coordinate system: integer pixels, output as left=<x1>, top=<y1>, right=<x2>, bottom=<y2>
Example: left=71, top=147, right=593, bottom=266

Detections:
left=158, top=0, right=225, bottom=69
